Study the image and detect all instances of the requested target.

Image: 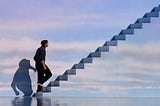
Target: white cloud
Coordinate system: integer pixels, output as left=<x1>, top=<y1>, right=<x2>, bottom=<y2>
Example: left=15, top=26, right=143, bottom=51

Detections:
left=0, top=0, right=148, bottom=33
left=0, top=84, right=11, bottom=92
left=0, top=82, right=13, bottom=93
left=0, top=36, right=103, bottom=78
left=0, top=56, right=70, bottom=76
left=116, top=42, right=160, bottom=60
left=52, top=41, right=160, bottom=95
left=1, top=67, right=18, bottom=75
left=0, top=37, right=104, bottom=56
left=0, top=57, right=21, bottom=69
left=0, top=12, right=140, bottom=33
left=1, top=37, right=160, bottom=96
left=0, top=37, right=38, bottom=55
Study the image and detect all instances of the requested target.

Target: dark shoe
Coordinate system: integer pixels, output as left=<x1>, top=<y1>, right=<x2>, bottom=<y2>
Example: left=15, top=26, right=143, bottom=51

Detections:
left=36, top=85, right=43, bottom=92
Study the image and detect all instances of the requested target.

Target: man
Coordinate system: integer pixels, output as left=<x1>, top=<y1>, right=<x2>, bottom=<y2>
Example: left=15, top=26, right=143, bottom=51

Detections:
left=33, top=40, right=52, bottom=92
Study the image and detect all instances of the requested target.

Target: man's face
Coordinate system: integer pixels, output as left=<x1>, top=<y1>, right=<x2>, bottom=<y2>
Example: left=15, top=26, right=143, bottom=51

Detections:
left=45, top=42, right=48, bottom=47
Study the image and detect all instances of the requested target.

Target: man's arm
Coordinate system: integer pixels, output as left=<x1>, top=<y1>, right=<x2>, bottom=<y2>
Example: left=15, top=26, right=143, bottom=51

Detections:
left=39, top=47, right=47, bottom=71
left=29, top=65, right=37, bottom=72
left=41, top=60, right=47, bottom=71
left=11, top=82, right=19, bottom=95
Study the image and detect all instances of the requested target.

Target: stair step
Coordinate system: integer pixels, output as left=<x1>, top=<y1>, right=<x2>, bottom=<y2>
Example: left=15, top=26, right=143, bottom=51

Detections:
left=95, top=46, right=109, bottom=52
left=151, top=6, right=160, bottom=12
left=111, top=35, right=126, bottom=41
left=87, top=52, right=101, bottom=58
left=136, top=17, right=151, bottom=23
left=143, top=11, right=159, bottom=17
left=48, top=81, right=59, bottom=87
left=32, top=92, right=43, bottom=97
left=42, top=86, right=51, bottom=92
left=58, top=75, right=68, bottom=81
left=119, top=29, right=134, bottom=35
left=80, top=58, right=93, bottom=63
left=64, top=69, right=76, bottom=75
left=127, top=23, right=142, bottom=29
left=72, top=63, right=84, bottom=69
left=103, top=40, right=117, bottom=46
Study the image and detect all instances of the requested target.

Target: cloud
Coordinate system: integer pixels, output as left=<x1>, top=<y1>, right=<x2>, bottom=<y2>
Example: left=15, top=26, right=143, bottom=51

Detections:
left=116, top=42, right=160, bottom=60
left=0, top=36, right=104, bottom=79
left=0, top=57, right=20, bottom=69
left=3, top=36, right=160, bottom=73
left=0, top=82, right=11, bottom=92
left=0, top=13, right=136, bottom=33
left=0, top=56, right=71, bottom=76
left=0, top=37, right=38, bottom=55
left=1, top=37, right=160, bottom=96
left=0, top=82, right=14, bottom=95
left=52, top=41, right=160, bottom=95
left=0, top=37, right=104, bottom=56
left=0, top=0, right=148, bottom=34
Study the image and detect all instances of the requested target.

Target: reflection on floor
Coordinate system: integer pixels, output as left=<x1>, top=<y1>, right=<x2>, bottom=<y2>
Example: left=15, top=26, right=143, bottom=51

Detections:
left=12, top=97, right=51, bottom=106
left=0, top=97, right=160, bottom=106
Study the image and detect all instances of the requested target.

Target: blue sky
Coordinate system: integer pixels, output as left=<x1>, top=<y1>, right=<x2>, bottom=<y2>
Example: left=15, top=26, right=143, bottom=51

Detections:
left=0, top=0, right=160, bottom=97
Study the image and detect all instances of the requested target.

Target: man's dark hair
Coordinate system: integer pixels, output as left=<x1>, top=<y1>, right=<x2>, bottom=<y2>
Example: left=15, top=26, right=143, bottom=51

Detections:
left=41, top=40, right=48, bottom=47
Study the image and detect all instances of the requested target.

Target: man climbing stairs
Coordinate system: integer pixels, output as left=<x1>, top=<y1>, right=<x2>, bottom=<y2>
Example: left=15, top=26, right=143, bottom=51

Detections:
left=33, top=5, right=160, bottom=97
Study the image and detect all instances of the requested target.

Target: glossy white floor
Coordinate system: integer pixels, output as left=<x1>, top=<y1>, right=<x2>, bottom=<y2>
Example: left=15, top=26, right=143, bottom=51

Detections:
left=0, top=97, right=160, bottom=106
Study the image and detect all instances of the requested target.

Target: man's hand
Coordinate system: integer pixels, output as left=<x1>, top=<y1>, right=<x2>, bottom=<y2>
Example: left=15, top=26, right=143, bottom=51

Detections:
left=43, top=65, right=47, bottom=71
left=41, top=60, right=47, bottom=71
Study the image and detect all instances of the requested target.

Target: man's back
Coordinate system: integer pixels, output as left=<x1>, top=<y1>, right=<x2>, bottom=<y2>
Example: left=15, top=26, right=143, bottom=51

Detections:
left=34, top=46, right=46, bottom=63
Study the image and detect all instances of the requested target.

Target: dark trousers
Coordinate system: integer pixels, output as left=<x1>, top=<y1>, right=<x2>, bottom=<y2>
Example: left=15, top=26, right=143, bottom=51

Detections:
left=35, top=62, right=52, bottom=85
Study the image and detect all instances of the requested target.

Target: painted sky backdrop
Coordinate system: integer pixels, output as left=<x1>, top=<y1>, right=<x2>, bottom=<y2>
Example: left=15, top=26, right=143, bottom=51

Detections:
left=0, top=0, right=160, bottom=97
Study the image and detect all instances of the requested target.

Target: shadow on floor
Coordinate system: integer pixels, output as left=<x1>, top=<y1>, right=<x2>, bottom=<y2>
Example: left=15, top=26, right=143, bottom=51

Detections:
left=11, top=59, right=36, bottom=97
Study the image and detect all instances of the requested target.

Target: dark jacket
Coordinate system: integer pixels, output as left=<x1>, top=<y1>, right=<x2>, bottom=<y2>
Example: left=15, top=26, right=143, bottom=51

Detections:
left=34, top=46, right=46, bottom=63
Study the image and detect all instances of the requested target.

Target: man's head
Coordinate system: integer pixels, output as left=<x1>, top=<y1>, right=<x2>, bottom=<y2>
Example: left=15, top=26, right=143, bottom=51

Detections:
left=41, top=40, right=48, bottom=47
